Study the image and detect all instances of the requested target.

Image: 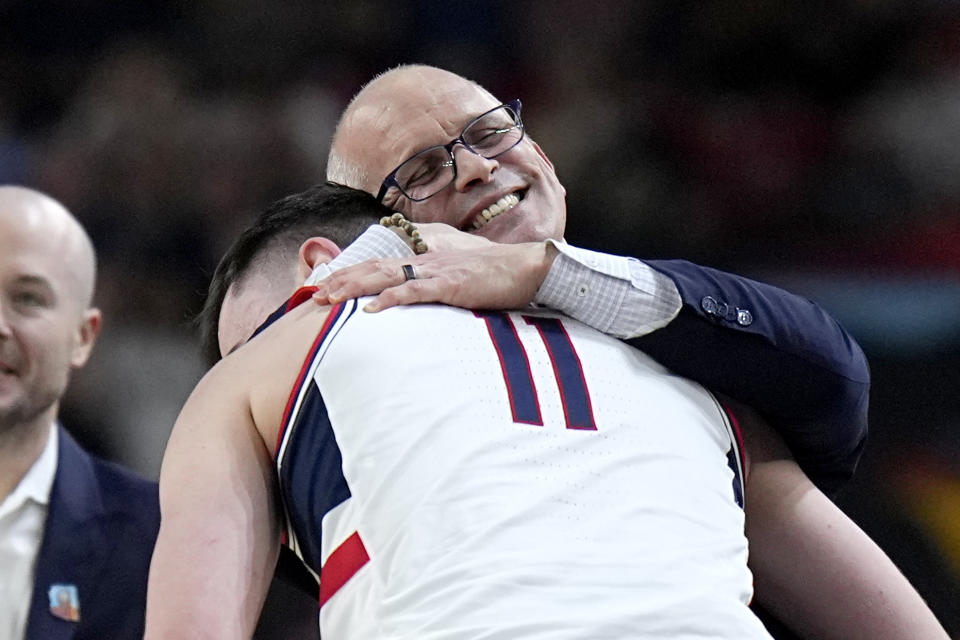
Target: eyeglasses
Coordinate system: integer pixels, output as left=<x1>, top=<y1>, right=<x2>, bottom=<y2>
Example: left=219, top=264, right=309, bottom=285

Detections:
left=376, top=99, right=524, bottom=203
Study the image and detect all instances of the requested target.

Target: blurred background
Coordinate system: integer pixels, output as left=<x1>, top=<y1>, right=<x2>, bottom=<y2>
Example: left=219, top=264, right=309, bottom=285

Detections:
left=1, top=0, right=958, bottom=632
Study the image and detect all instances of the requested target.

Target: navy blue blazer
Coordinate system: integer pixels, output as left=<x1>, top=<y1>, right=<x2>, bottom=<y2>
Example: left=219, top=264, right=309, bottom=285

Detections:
left=635, top=260, right=871, bottom=495
left=24, top=425, right=160, bottom=640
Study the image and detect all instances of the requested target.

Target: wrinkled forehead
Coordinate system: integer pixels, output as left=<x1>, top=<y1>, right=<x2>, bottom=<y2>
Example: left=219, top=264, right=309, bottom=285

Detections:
left=361, top=75, right=502, bottom=168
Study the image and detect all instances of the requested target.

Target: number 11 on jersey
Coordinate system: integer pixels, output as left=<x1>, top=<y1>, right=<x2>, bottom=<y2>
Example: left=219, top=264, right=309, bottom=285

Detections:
left=475, top=311, right=597, bottom=431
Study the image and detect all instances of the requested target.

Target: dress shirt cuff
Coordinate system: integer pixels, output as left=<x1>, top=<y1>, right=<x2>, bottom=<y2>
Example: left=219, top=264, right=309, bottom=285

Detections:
left=534, top=240, right=682, bottom=339
left=305, top=225, right=414, bottom=285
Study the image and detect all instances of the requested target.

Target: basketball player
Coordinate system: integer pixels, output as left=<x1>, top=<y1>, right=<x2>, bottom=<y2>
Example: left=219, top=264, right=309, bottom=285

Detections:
left=145, top=184, right=947, bottom=639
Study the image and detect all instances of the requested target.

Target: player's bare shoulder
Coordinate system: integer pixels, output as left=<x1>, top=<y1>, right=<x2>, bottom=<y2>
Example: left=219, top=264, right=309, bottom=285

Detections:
left=221, top=300, right=337, bottom=456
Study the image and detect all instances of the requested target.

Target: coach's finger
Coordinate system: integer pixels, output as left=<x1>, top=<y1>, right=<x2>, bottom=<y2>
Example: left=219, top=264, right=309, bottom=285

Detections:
left=363, top=278, right=444, bottom=312
left=313, top=260, right=408, bottom=304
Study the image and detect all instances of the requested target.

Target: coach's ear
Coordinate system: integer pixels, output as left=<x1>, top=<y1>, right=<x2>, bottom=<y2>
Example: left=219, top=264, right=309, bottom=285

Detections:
left=297, top=237, right=342, bottom=282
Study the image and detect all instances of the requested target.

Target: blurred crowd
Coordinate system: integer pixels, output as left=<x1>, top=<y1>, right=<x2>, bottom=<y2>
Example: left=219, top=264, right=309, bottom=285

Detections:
left=1, top=0, right=958, bottom=632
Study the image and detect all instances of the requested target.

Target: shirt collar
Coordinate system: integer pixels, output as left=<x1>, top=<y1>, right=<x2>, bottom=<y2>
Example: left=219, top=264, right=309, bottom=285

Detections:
left=0, top=422, right=59, bottom=516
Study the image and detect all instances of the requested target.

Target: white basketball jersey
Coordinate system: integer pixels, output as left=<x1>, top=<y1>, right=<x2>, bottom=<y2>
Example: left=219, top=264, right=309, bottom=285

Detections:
left=275, top=297, right=770, bottom=639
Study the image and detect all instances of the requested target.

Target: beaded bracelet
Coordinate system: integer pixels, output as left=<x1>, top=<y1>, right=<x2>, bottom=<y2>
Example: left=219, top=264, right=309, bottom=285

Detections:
left=380, top=212, right=428, bottom=255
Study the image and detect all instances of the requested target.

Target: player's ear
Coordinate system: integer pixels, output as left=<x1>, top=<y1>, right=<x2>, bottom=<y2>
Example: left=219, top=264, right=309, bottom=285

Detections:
left=297, top=237, right=341, bottom=282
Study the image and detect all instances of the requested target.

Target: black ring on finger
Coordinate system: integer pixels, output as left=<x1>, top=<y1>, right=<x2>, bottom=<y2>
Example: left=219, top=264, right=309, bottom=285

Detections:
left=401, top=264, right=417, bottom=281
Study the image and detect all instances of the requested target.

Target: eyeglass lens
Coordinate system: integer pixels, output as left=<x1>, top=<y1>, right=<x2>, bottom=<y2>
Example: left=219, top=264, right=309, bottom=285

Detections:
left=395, top=104, right=522, bottom=201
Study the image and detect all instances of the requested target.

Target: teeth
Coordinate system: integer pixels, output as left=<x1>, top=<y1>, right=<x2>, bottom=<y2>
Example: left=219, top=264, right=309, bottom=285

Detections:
left=472, top=193, right=520, bottom=230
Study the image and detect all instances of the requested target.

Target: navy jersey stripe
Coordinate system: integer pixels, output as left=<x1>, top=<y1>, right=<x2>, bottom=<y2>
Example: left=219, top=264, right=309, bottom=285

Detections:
left=523, top=316, right=597, bottom=431
left=474, top=311, right=543, bottom=426
left=276, top=301, right=350, bottom=455
left=280, top=384, right=351, bottom=574
left=249, top=304, right=288, bottom=342
left=247, top=285, right=320, bottom=346
left=276, top=299, right=358, bottom=575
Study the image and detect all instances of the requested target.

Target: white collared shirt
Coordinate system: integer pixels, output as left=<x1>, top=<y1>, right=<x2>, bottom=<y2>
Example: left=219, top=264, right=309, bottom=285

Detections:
left=307, top=225, right=681, bottom=339
left=0, top=422, right=58, bottom=640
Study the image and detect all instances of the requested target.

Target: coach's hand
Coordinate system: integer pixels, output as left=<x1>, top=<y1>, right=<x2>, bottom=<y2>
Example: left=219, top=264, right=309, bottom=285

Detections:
left=312, top=229, right=558, bottom=312
left=410, top=221, right=494, bottom=253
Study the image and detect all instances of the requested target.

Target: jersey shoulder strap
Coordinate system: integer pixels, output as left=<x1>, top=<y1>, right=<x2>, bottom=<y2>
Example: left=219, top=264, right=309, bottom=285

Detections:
left=248, top=285, right=321, bottom=341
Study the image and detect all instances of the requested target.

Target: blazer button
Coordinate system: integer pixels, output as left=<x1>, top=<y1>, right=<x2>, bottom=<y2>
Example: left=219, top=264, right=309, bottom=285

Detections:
left=701, top=296, right=718, bottom=315
left=736, top=309, right=753, bottom=326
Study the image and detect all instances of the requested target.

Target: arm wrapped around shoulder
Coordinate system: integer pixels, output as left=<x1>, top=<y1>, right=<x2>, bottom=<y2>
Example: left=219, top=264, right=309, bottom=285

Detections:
left=631, top=259, right=870, bottom=496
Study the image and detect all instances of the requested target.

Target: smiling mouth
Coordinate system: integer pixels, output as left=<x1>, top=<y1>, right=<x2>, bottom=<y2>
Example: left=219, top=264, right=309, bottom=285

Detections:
left=468, top=192, right=523, bottom=231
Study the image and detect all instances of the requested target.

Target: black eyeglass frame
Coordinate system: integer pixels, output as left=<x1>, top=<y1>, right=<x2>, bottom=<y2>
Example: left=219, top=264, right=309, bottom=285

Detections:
left=375, top=99, right=524, bottom=203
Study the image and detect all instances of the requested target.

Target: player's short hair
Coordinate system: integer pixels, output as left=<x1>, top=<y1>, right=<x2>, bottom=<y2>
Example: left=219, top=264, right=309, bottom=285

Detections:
left=197, top=181, right=389, bottom=366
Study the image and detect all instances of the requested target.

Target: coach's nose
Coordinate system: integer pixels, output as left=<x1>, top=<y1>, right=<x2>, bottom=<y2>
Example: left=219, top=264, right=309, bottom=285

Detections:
left=452, top=145, right=499, bottom=192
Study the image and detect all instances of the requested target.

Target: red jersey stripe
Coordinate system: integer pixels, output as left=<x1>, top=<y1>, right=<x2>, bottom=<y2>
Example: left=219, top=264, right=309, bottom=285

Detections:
left=319, top=531, right=370, bottom=607
left=286, top=285, right=320, bottom=311
left=275, top=298, right=346, bottom=456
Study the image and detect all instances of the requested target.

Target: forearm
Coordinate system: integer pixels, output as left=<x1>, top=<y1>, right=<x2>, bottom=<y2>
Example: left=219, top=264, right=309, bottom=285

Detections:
left=534, top=241, right=681, bottom=337
left=309, top=233, right=871, bottom=493
left=735, top=403, right=948, bottom=640
left=631, top=259, right=870, bottom=494
left=747, top=459, right=948, bottom=640
left=534, top=250, right=870, bottom=437
left=536, top=250, right=870, bottom=493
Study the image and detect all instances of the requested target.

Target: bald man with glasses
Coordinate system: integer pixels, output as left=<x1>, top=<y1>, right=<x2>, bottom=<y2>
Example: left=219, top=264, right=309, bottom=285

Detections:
left=319, top=64, right=868, bottom=499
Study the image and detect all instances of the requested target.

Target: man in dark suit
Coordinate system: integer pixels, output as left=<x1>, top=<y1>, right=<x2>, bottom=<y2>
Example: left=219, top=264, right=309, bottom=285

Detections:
left=0, top=186, right=159, bottom=640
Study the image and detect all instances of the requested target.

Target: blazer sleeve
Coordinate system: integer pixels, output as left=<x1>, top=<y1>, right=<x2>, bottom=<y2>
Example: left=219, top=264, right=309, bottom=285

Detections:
left=630, top=259, right=871, bottom=495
